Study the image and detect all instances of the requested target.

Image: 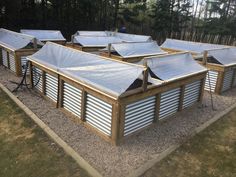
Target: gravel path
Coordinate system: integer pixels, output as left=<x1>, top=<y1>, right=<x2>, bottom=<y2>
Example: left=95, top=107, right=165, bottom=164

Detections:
left=1, top=66, right=236, bottom=177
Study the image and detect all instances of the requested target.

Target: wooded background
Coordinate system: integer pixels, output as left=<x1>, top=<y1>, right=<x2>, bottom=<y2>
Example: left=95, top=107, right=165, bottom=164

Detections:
left=0, top=0, right=236, bottom=45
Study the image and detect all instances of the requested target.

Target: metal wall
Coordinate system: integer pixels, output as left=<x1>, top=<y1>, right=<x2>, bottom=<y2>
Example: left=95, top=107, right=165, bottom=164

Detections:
left=32, top=67, right=43, bottom=92
left=205, top=70, right=218, bottom=92
left=85, top=94, right=112, bottom=136
left=21, top=56, right=28, bottom=75
left=63, top=82, right=82, bottom=118
left=159, top=87, right=181, bottom=120
left=2, top=49, right=8, bottom=67
left=124, top=96, right=155, bottom=136
left=9, top=53, right=16, bottom=73
left=183, top=80, right=201, bottom=109
left=45, top=73, right=58, bottom=102
left=222, top=70, right=234, bottom=92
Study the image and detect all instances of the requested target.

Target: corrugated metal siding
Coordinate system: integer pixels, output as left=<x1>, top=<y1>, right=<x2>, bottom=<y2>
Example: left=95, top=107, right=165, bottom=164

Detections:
left=63, top=82, right=82, bottom=117
left=2, top=49, right=8, bottom=67
left=124, top=96, right=155, bottom=136
left=85, top=94, right=112, bottom=136
left=45, top=73, right=58, bottom=102
left=222, top=70, right=234, bottom=92
left=159, top=87, right=181, bottom=120
left=183, top=80, right=201, bottom=108
left=9, top=53, right=16, bottom=73
left=21, top=56, right=29, bottom=75
left=205, top=70, right=218, bottom=92
left=32, top=67, right=43, bottom=92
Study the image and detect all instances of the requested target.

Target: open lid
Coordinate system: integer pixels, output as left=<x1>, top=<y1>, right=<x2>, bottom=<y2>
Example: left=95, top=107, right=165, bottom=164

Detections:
left=143, top=53, right=207, bottom=81
left=29, top=42, right=144, bottom=97
left=161, top=38, right=226, bottom=54
left=115, top=32, right=152, bottom=42
left=73, top=36, right=123, bottom=47
left=76, top=31, right=111, bottom=36
left=0, top=28, right=41, bottom=51
left=21, top=29, right=66, bottom=41
left=208, top=47, right=236, bottom=66
left=105, top=41, right=167, bottom=58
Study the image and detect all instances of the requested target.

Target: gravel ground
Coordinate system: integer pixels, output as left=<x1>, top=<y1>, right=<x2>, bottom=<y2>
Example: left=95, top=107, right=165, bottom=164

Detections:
left=1, top=66, right=236, bottom=177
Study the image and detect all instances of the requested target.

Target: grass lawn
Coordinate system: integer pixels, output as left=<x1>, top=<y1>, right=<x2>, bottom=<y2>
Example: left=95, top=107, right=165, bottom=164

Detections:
left=142, top=108, right=236, bottom=177
left=0, top=88, right=90, bottom=177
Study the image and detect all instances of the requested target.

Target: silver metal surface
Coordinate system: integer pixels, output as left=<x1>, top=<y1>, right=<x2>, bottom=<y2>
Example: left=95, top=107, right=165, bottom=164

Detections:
left=9, top=53, right=16, bottom=73
left=63, top=82, right=82, bottom=117
left=124, top=96, right=155, bottom=136
left=45, top=73, right=58, bottom=102
left=2, top=49, right=8, bottom=67
left=21, top=56, right=29, bottom=75
left=205, top=70, right=218, bottom=92
left=85, top=94, right=112, bottom=136
left=32, top=67, right=42, bottom=92
left=159, top=88, right=181, bottom=120
left=183, top=80, right=201, bottom=108
left=222, top=70, right=234, bottom=92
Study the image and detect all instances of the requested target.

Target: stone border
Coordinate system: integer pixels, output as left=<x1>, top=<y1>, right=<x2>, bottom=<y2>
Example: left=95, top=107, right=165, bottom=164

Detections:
left=127, top=101, right=236, bottom=177
left=0, top=83, right=103, bottom=177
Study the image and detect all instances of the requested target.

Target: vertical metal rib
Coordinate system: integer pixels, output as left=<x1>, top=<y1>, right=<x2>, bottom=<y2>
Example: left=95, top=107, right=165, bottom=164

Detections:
left=124, top=96, right=155, bottom=136
left=85, top=94, right=112, bottom=136
left=183, top=80, right=201, bottom=108
left=205, top=70, right=218, bottom=92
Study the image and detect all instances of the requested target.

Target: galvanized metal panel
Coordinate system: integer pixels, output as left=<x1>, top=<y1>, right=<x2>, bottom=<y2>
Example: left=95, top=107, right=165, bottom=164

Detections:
left=2, top=49, right=8, bottom=67
left=32, top=67, right=42, bottom=92
left=9, top=53, right=16, bottom=73
left=85, top=94, right=112, bottom=136
left=63, top=82, right=82, bottom=117
left=205, top=70, right=218, bottom=92
left=45, top=73, right=58, bottom=102
left=124, top=96, right=155, bottom=136
left=159, top=87, right=181, bottom=120
left=183, top=80, right=201, bottom=108
left=21, top=56, right=29, bottom=75
left=222, top=70, right=234, bottom=92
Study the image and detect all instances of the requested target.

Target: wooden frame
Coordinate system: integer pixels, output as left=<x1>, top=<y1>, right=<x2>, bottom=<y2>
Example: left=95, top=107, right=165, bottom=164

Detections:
left=162, top=47, right=236, bottom=94
left=0, top=42, right=38, bottom=77
left=41, top=40, right=66, bottom=45
left=66, top=42, right=105, bottom=52
left=29, top=59, right=207, bottom=145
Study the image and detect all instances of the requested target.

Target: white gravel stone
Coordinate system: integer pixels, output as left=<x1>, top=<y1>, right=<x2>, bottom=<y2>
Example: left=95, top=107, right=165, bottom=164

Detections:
left=1, top=66, right=236, bottom=177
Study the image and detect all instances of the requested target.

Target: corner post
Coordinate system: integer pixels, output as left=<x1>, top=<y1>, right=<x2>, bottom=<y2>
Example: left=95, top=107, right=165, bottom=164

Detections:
left=142, top=59, right=148, bottom=92
left=108, top=43, right=111, bottom=57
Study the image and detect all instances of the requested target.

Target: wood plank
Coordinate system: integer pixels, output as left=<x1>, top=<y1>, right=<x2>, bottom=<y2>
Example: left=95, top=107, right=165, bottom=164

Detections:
left=199, top=78, right=206, bottom=102
left=29, top=61, right=33, bottom=88
left=80, top=89, right=87, bottom=121
left=154, top=94, right=161, bottom=122
left=215, top=71, right=224, bottom=94
left=111, top=103, right=121, bottom=145
left=178, top=85, right=185, bottom=111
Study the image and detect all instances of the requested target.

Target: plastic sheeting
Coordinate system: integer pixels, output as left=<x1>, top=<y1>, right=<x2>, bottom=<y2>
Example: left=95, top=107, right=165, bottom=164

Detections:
left=115, top=32, right=152, bottom=42
left=21, top=29, right=66, bottom=41
left=73, top=31, right=152, bottom=46
left=108, top=42, right=167, bottom=58
left=0, top=28, right=38, bottom=51
left=161, top=39, right=226, bottom=53
left=74, top=36, right=123, bottom=47
left=29, top=42, right=144, bottom=96
left=76, top=31, right=111, bottom=36
left=208, top=48, right=236, bottom=66
left=145, top=53, right=207, bottom=81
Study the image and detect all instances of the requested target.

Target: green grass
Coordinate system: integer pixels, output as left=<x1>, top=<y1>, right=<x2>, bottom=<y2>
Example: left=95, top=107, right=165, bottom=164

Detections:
left=142, top=108, right=236, bottom=177
left=0, top=88, right=90, bottom=177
